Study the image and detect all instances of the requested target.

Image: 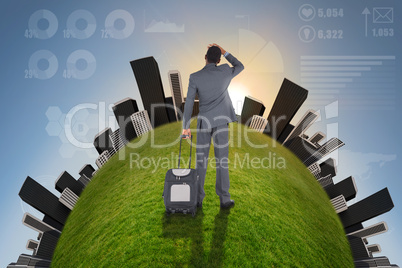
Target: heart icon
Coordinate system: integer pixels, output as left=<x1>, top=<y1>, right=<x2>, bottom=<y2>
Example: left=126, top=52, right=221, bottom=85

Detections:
left=302, top=8, right=313, bottom=18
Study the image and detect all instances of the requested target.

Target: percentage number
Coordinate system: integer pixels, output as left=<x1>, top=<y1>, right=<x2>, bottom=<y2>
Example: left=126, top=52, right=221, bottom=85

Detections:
left=63, top=29, right=74, bottom=39
left=24, top=69, right=39, bottom=79
left=63, top=69, right=76, bottom=79
left=101, top=29, right=112, bottom=39
left=318, top=8, right=344, bottom=18
left=24, top=29, right=38, bottom=39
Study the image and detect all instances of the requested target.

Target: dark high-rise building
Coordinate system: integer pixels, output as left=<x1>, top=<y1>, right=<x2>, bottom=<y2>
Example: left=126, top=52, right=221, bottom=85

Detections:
left=22, top=213, right=61, bottom=234
left=181, top=100, right=199, bottom=118
left=79, top=164, right=95, bottom=179
left=93, top=128, right=113, bottom=155
left=303, top=137, right=345, bottom=166
left=130, top=56, right=170, bottom=128
left=277, top=124, right=294, bottom=144
left=7, top=254, right=51, bottom=267
left=112, top=98, right=139, bottom=142
left=340, top=188, right=394, bottom=230
left=78, top=175, right=91, bottom=187
left=348, top=236, right=370, bottom=259
left=354, top=256, right=395, bottom=267
left=42, top=215, right=63, bottom=231
left=319, top=158, right=337, bottom=178
left=26, top=239, right=38, bottom=253
left=19, top=177, right=70, bottom=226
left=287, top=136, right=319, bottom=163
left=240, top=96, right=265, bottom=126
left=325, top=176, right=357, bottom=201
left=35, top=230, right=60, bottom=260
left=266, top=78, right=308, bottom=140
left=367, top=244, right=381, bottom=256
left=168, top=70, right=184, bottom=120
left=165, top=97, right=178, bottom=122
left=347, top=222, right=388, bottom=238
left=283, top=110, right=319, bottom=147
left=55, top=171, right=83, bottom=197
left=309, top=132, right=325, bottom=145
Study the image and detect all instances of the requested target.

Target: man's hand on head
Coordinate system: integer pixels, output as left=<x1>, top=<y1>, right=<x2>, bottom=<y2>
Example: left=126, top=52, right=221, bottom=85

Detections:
left=208, top=43, right=226, bottom=55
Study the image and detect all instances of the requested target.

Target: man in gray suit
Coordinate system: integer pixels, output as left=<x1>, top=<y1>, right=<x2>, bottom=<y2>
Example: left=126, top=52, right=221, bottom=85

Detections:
left=182, top=43, right=244, bottom=209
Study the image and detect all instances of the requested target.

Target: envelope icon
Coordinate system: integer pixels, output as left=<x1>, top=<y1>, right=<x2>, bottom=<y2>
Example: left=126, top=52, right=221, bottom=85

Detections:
left=373, top=7, right=393, bottom=23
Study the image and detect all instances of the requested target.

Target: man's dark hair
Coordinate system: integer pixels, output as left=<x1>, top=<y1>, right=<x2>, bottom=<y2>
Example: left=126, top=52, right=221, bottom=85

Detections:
left=206, top=46, right=221, bottom=63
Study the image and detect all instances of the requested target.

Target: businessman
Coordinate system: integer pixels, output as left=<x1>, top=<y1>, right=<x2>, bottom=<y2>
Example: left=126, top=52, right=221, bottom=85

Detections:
left=182, top=43, right=244, bottom=209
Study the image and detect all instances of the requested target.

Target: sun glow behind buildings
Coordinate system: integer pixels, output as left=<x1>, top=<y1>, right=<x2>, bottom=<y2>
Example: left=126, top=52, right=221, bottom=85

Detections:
left=228, top=82, right=249, bottom=115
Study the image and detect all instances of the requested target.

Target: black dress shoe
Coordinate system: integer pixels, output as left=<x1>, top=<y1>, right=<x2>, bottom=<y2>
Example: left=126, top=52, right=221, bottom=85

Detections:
left=220, top=199, right=235, bottom=209
left=197, top=202, right=202, bottom=208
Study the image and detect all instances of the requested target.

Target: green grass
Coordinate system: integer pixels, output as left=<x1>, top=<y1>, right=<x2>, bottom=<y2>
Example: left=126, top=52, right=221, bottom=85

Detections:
left=52, top=122, right=353, bottom=267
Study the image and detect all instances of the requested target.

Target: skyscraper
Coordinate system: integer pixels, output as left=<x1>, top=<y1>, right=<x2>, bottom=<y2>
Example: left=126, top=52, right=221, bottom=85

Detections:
left=110, top=128, right=125, bottom=152
left=354, top=256, right=396, bottom=267
left=340, top=188, right=394, bottom=230
left=165, top=97, right=178, bottom=122
left=78, top=164, right=95, bottom=179
left=58, top=188, right=79, bottom=210
left=309, top=132, right=325, bottom=145
left=93, top=128, right=113, bottom=155
left=347, top=221, right=388, bottom=238
left=319, top=158, right=337, bottom=178
left=303, top=137, right=345, bottom=166
left=130, top=56, right=170, bottom=128
left=26, top=239, right=38, bottom=254
left=95, top=150, right=111, bottom=168
left=55, top=171, right=83, bottom=197
left=78, top=175, right=91, bottom=187
left=112, top=98, right=139, bottom=142
left=19, top=177, right=70, bottom=226
left=249, top=115, right=268, bottom=133
left=35, top=230, right=60, bottom=260
left=325, top=176, right=357, bottom=201
left=240, top=96, right=265, bottom=126
left=283, top=110, right=319, bottom=147
left=22, top=213, right=61, bottom=235
left=131, top=110, right=153, bottom=137
left=7, top=254, right=51, bottom=267
left=266, top=78, right=308, bottom=140
left=168, top=70, right=184, bottom=120
left=287, top=136, right=319, bottom=163
left=277, top=124, right=294, bottom=144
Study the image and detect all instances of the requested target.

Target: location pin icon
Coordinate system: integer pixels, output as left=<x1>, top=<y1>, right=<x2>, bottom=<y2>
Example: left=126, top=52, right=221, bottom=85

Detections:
left=303, top=28, right=311, bottom=40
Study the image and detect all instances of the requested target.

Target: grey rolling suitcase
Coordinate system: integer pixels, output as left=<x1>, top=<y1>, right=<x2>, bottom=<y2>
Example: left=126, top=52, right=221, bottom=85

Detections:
left=163, top=135, right=198, bottom=217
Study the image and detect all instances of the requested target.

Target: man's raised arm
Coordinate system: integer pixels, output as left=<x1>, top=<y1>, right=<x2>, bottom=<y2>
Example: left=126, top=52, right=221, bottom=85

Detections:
left=209, top=43, right=244, bottom=77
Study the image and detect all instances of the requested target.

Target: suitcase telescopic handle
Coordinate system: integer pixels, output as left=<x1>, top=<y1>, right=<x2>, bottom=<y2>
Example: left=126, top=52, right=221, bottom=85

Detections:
left=178, top=135, right=193, bottom=169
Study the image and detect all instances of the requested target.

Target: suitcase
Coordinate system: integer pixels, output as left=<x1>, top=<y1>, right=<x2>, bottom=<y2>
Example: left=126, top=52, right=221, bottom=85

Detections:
left=163, top=135, right=198, bottom=217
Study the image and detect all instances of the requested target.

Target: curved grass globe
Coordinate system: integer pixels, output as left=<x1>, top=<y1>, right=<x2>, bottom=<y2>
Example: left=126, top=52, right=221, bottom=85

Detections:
left=52, top=122, right=353, bottom=267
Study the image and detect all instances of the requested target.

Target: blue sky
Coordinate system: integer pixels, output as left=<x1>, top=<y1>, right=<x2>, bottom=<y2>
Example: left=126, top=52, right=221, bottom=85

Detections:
left=0, top=0, right=401, bottom=266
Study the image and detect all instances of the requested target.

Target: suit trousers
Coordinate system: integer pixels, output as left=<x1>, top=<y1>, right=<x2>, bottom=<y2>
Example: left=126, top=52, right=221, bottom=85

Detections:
left=196, top=122, right=231, bottom=204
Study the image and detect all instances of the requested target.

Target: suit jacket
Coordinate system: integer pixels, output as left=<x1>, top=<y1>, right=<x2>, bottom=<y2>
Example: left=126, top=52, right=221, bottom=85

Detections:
left=183, top=53, right=244, bottom=129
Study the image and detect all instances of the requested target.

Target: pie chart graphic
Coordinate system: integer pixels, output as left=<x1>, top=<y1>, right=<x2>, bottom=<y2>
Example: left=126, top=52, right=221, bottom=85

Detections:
left=218, top=29, right=285, bottom=116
